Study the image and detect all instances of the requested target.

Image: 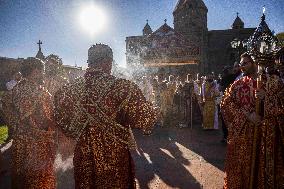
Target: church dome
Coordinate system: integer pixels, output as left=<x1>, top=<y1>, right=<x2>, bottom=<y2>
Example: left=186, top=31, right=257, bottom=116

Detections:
left=35, top=40, right=45, bottom=60
left=173, top=0, right=208, bottom=13
left=152, top=21, right=174, bottom=37
left=36, top=50, right=45, bottom=60
left=143, top=20, right=153, bottom=36
left=232, top=13, right=244, bottom=29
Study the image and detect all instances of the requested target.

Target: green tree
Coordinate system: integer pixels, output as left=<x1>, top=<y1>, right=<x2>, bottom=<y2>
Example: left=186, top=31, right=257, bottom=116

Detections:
left=0, top=126, right=8, bottom=144
left=276, top=32, right=284, bottom=46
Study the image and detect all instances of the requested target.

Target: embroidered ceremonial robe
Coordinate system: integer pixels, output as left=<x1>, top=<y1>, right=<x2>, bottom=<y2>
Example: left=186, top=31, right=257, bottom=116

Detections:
left=221, top=76, right=257, bottom=189
left=177, top=81, right=194, bottom=126
left=10, top=79, right=56, bottom=189
left=202, top=81, right=219, bottom=129
left=256, top=77, right=284, bottom=189
left=54, top=70, right=156, bottom=189
left=45, top=75, right=75, bottom=160
left=194, top=80, right=203, bottom=110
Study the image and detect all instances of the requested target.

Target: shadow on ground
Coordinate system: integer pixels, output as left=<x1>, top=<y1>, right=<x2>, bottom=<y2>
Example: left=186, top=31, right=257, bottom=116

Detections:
left=132, top=123, right=226, bottom=189
left=1, top=123, right=226, bottom=189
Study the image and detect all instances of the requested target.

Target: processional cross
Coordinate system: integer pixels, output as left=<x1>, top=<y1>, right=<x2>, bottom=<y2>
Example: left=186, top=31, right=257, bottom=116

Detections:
left=37, top=40, right=43, bottom=51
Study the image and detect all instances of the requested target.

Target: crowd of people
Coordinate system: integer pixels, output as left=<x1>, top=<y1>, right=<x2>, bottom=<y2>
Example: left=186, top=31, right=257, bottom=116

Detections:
left=0, top=43, right=283, bottom=189
left=0, top=44, right=157, bottom=189
left=136, top=65, right=245, bottom=145
left=221, top=51, right=284, bottom=188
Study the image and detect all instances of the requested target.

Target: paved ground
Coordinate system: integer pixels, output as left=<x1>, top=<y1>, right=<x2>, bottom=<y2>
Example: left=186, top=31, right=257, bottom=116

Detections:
left=132, top=124, right=226, bottom=189
left=0, top=124, right=226, bottom=189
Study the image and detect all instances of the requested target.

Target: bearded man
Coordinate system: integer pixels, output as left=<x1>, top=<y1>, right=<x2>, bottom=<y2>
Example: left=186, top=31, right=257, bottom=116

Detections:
left=221, top=53, right=262, bottom=188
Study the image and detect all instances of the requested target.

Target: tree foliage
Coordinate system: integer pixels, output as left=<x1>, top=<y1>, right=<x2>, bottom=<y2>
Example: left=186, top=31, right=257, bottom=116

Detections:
left=276, top=32, right=284, bottom=46
left=0, top=126, right=8, bottom=145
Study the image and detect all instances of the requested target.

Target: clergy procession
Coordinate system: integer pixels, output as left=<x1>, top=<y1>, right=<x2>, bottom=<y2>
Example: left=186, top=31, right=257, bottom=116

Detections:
left=0, top=0, right=284, bottom=188
left=137, top=71, right=220, bottom=130
left=1, top=39, right=284, bottom=189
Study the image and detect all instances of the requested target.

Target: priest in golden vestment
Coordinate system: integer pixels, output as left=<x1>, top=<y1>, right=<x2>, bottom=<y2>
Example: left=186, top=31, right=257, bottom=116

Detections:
left=221, top=53, right=262, bottom=189
left=3, top=58, right=56, bottom=189
left=54, top=44, right=157, bottom=189
left=202, top=74, right=220, bottom=129
left=254, top=50, right=284, bottom=189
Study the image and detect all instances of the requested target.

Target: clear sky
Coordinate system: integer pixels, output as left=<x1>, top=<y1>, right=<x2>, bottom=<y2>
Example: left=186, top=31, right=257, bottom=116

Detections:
left=0, top=0, right=283, bottom=68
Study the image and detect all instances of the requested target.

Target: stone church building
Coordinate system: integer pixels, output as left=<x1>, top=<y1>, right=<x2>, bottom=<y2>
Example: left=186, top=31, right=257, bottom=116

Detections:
left=126, top=0, right=256, bottom=77
left=0, top=41, right=83, bottom=91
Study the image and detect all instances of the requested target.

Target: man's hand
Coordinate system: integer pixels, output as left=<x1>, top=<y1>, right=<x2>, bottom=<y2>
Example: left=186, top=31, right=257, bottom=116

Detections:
left=247, top=112, right=262, bottom=125
left=255, top=89, right=265, bottom=100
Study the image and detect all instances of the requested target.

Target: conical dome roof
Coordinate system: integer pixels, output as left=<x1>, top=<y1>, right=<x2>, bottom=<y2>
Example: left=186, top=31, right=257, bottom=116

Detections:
left=152, top=22, right=174, bottom=36
left=36, top=50, right=45, bottom=60
left=232, top=13, right=244, bottom=29
left=143, top=20, right=153, bottom=36
left=174, top=0, right=207, bottom=13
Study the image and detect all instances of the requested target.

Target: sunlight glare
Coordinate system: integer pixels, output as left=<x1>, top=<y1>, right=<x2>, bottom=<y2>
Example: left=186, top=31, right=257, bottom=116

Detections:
left=79, top=4, right=107, bottom=35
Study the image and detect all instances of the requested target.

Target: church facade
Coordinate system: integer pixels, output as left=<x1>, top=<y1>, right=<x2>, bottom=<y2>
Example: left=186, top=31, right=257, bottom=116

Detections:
left=0, top=41, right=83, bottom=91
left=126, top=0, right=255, bottom=77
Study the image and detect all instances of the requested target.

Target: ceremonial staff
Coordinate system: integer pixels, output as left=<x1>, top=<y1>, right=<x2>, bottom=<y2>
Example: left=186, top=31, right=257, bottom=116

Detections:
left=245, top=8, right=279, bottom=189
left=190, top=91, right=193, bottom=130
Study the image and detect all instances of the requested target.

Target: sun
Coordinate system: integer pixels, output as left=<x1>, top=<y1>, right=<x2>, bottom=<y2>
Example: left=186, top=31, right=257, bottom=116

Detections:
left=79, top=4, right=107, bottom=35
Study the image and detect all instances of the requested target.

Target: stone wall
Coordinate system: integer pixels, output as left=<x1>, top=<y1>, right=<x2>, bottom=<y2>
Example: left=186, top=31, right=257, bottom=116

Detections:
left=207, top=28, right=255, bottom=73
left=0, top=57, right=84, bottom=91
left=125, top=0, right=258, bottom=75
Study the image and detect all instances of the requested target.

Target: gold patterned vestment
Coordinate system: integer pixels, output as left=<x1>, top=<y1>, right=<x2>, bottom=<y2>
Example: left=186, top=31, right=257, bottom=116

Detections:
left=54, top=69, right=157, bottom=189
left=45, top=75, right=75, bottom=159
left=177, top=81, right=194, bottom=126
left=7, top=79, right=56, bottom=189
left=45, top=75, right=68, bottom=96
left=256, top=77, right=284, bottom=189
left=221, top=76, right=258, bottom=189
left=202, top=81, right=219, bottom=129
